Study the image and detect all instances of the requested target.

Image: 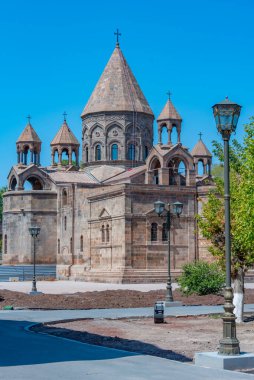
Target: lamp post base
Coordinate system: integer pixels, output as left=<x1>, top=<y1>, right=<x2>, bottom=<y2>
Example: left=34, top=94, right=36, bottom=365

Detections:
left=31, top=276, right=37, bottom=293
left=219, top=287, right=240, bottom=355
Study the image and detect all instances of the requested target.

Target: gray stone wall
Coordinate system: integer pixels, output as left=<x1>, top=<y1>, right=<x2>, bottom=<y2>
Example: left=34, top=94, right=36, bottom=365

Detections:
left=3, top=190, right=57, bottom=264
left=81, top=112, right=153, bottom=164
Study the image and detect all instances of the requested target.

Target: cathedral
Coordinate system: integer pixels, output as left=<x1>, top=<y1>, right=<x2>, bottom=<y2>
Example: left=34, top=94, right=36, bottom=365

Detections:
left=2, top=41, right=214, bottom=283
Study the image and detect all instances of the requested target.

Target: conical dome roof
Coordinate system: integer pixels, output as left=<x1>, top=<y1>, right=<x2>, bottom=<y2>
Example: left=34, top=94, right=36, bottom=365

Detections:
left=191, top=138, right=212, bottom=157
left=16, top=123, right=41, bottom=143
left=157, top=99, right=182, bottom=121
left=51, top=121, right=79, bottom=146
left=81, top=45, right=153, bottom=117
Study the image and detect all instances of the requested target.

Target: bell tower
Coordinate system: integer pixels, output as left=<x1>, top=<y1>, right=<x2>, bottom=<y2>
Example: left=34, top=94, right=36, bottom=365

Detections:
left=16, top=116, right=41, bottom=166
left=157, top=95, right=182, bottom=145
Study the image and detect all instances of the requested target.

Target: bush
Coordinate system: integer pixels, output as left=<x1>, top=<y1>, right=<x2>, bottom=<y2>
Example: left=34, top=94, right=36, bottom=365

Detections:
left=177, top=261, right=225, bottom=296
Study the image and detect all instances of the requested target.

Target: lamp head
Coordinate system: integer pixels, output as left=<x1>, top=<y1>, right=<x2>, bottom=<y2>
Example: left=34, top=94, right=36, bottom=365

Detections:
left=212, top=97, right=241, bottom=139
left=29, top=226, right=40, bottom=238
left=173, top=201, right=183, bottom=217
left=154, top=200, right=165, bottom=216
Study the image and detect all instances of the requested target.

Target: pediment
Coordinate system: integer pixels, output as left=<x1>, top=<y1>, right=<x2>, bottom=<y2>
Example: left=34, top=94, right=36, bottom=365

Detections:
left=99, top=208, right=111, bottom=218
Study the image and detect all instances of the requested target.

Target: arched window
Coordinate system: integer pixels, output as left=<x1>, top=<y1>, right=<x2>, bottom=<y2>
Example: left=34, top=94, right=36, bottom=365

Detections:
left=10, top=177, right=17, bottom=191
left=106, top=224, right=110, bottom=242
left=80, top=235, right=83, bottom=252
left=171, top=125, right=178, bottom=144
left=4, top=235, right=7, bottom=254
left=162, top=223, right=168, bottom=241
left=178, top=160, right=186, bottom=186
left=111, top=144, right=118, bottom=160
left=150, top=158, right=161, bottom=185
left=58, top=239, right=60, bottom=254
left=62, top=189, right=67, bottom=206
left=128, top=144, right=135, bottom=160
left=95, top=144, right=101, bottom=161
left=85, top=146, right=89, bottom=162
left=64, top=216, right=67, bottom=231
left=61, top=148, right=69, bottom=166
left=198, top=160, right=204, bottom=176
left=151, top=223, right=157, bottom=241
left=143, top=146, right=149, bottom=160
left=53, top=150, right=59, bottom=165
left=70, top=237, right=73, bottom=253
left=161, top=126, right=168, bottom=145
left=101, top=225, right=105, bottom=242
left=23, top=146, right=29, bottom=165
left=23, top=176, right=43, bottom=190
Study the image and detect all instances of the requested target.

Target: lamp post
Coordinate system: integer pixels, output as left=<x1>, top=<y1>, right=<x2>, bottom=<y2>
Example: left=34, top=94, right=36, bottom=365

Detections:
left=212, top=97, right=241, bottom=355
left=154, top=200, right=183, bottom=303
left=29, top=226, right=40, bottom=294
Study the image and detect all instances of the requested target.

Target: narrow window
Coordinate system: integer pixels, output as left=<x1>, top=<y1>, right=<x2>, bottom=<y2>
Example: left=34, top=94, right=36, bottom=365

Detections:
left=95, top=144, right=101, bottom=161
left=101, top=225, right=105, bottom=242
left=70, top=237, right=73, bottom=253
left=144, top=146, right=149, bottom=160
left=85, top=147, right=89, bottom=162
left=162, top=223, right=168, bottom=241
left=153, top=169, right=159, bottom=185
left=58, top=239, right=60, bottom=254
left=80, top=235, right=83, bottom=252
left=4, top=235, right=7, bottom=254
left=62, top=189, right=67, bottom=206
left=151, top=223, right=157, bottom=241
left=106, top=224, right=110, bottom=242
left=64, top=216, right=67, bottom=231
left=111, top=144, right=118, bottom=160
left=128, top=144, right=135, bottom=160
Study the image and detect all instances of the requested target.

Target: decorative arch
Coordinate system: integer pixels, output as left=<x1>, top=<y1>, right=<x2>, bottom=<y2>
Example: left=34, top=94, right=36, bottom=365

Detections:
left=105, top=122, right=124, bottom=135
left=90, top=123, right=104, bottom=137
left=23, top=175, right=44, bottom=190
left=149, top=156, right=161, bottom=185
left=167, top=157, right=187, bottom=186
left=10, top=176, right=18, bottom=191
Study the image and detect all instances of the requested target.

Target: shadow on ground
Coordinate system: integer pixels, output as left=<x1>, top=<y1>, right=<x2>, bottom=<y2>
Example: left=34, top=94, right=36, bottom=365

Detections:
left=33, top=323, right=191, bottom=363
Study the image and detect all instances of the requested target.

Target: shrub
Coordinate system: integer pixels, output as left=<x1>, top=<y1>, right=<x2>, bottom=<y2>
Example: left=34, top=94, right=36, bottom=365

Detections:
left=177, top=261, right=225, bottom=296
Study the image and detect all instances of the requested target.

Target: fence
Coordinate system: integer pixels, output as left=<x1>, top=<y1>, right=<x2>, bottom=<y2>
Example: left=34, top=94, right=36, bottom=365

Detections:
left=0, top=265, right=56, bottom=282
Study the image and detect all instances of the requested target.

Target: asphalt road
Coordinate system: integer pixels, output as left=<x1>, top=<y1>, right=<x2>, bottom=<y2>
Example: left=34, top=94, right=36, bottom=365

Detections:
left=0, top=307, right=253, bottom=380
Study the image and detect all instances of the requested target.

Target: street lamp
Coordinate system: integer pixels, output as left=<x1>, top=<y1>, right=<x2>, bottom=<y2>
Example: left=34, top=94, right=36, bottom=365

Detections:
left=29, top=226, right=40, bottom=294
left=212, top=97, right=241, bottom=355
left=154, top=200, right=183, bottom=303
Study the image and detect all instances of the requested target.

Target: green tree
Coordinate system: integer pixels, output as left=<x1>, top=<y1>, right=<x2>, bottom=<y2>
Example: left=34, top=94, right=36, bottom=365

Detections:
left=198, top=118, right=254, bottom=323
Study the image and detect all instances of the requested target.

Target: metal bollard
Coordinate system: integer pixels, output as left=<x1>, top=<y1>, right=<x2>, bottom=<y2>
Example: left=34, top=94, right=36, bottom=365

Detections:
left=154, top=301, right=164, bottom=323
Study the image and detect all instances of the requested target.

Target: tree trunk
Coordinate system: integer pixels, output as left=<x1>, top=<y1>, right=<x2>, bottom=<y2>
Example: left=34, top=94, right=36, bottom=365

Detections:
left=233, top=267, right=244, bottom=324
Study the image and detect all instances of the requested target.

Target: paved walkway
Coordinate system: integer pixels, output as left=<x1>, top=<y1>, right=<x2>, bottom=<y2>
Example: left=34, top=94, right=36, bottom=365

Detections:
left=0, top=280, right=170, bottom=293
left=1, top=305, right=254, bottom=379
left=1, top=280, right=254, bottom=294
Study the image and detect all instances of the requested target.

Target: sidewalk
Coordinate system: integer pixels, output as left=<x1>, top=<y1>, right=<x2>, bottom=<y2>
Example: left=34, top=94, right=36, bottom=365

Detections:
left=1, top=280, right=254, bottom=294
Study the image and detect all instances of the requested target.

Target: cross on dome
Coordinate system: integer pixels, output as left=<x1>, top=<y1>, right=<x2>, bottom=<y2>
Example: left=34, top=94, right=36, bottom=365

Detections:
left=114, top=28, right=121, bottom=47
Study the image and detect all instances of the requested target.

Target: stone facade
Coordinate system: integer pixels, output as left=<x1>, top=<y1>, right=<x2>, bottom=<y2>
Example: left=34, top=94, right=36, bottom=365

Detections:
left=2, top=43, right=214, bottom=283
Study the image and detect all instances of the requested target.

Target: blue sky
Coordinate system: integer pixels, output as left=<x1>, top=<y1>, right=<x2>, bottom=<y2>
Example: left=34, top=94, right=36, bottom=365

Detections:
left=0, top=0, right=254, bottom=186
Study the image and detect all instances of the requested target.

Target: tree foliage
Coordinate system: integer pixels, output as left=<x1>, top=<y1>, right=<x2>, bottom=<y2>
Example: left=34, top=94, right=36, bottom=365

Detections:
left=177, top=261, right=225, bottom=295
left=198, top=118, right=254, bottom=276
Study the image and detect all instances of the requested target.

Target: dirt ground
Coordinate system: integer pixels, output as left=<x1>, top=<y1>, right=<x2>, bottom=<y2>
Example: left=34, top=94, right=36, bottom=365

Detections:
left=1, top=288, right=254, bottom=310
left=32, top=315, right=254, bottom=370
left=0, top=288, right=246, bottom=309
